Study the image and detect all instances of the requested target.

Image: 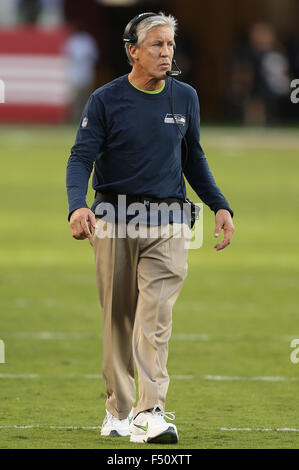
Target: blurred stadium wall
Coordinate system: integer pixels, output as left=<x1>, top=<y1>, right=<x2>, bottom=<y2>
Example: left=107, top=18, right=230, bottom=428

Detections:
left=0, top=0, right=298, bottom=124
left=0, top=26, right=71, bottom=122
left=0, top=0, right=73, bottom=123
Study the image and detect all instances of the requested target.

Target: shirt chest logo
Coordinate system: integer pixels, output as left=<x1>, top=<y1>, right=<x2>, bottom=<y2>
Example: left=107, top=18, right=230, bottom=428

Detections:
left=82, top=116, right=88, bottom=128
left=164, top=113, right=186, bottom=126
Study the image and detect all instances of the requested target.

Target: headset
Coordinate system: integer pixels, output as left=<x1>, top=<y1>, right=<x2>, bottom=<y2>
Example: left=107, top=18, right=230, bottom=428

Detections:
left=123, top=12, right=157, bottom=45
left=123, top=13, right=199, bottom=226
left=123, top=12, right=181, bottom=76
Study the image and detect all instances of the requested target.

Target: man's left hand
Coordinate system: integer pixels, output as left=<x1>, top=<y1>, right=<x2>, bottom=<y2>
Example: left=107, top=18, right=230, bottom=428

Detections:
left=214, top=209, right=235, bottom=251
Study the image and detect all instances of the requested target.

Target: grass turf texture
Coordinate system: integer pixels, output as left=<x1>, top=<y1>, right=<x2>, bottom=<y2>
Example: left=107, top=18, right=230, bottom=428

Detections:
left=0, top=125, right=298, bottom=449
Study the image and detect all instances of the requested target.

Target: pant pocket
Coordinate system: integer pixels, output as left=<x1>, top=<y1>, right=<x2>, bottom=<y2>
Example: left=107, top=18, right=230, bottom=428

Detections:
left=162, top=224, right=189, bottom=277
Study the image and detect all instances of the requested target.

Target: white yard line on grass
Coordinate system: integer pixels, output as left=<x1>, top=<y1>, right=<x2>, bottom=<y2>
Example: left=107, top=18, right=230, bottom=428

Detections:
left=219, top=427, right=299, bottom=432
left=203, top=375, right=299, bottom=382
left=1, top=373, right=299, bottom=382
left=1, top=425, right=299, bottom=432
left=0, top=374, right=40, bottom=379
left=2, top=332, right=96, bottom=340
left=2, top=331, right=299, bottom=342
left=0, top=373, right=193, bottom=380
left=0, top=425, right=101, bottom=430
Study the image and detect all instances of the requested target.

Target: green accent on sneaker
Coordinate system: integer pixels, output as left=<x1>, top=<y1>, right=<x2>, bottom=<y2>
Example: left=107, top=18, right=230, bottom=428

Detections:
left=129, top=416, right=133, bottom=425
left=134, top=422, right=148, bottom=432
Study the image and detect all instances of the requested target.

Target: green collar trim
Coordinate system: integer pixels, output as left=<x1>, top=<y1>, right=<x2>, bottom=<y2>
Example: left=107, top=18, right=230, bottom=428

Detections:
left=129, top=80, right=165, bottom=94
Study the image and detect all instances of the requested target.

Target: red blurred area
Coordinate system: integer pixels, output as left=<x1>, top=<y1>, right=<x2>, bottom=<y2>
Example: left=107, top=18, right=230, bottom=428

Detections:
left=0, top=25, right=70, bottom=54
left=0, top=25, right=72, bottom=123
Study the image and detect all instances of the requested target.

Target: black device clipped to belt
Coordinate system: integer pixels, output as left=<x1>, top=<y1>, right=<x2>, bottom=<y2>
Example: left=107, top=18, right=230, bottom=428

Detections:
left=167, top=63, right=200, bottom=228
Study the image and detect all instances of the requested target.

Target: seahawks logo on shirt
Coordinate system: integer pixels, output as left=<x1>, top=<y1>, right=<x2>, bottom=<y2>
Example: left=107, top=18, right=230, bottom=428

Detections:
left=82, top=117, right=88, bottom=128
left=164, top=113, right=186, bottom=125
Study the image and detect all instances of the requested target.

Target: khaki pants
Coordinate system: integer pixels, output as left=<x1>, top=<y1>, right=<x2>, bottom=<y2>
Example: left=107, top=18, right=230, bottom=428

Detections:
left=90, top=219, right=190, bottom=419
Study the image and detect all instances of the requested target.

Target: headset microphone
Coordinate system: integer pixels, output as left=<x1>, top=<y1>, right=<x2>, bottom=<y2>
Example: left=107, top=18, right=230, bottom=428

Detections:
left=166, top=59, right=182, bottom=77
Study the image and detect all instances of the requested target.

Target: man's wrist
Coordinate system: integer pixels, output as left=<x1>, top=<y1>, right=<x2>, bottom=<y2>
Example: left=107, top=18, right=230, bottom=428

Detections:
left=215, top=207, right=234, bottom=218
left=68, top=204, right=89, bottom=222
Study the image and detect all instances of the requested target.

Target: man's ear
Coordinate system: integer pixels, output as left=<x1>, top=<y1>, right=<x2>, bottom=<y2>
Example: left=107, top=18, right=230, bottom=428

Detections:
left=129, top=44, right=139, bottom=62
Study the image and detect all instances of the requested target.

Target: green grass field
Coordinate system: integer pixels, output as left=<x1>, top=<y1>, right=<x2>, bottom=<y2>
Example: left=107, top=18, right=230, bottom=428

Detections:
left=0, top=124, right=299, bottom=449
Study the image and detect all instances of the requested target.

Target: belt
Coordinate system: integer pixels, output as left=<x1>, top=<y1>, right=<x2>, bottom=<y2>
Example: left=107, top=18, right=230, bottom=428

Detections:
left=95, top=192, right=185, bottom=208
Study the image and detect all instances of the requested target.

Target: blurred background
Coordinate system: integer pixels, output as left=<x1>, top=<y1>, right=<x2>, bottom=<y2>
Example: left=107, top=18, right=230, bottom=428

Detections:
left=0, top=0, right=298, bottom=124
left=1, top=0, right=299, bottom=450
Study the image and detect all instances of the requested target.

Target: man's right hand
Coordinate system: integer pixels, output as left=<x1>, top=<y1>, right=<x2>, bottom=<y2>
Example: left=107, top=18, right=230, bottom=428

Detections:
left=69, top=208, right=96, bottom=240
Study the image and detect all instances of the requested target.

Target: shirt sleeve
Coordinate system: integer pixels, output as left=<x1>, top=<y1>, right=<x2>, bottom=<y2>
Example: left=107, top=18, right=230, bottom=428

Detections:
left=183, top=89, right=234, bottom=218
left=66, top=93, right=106, bottom=220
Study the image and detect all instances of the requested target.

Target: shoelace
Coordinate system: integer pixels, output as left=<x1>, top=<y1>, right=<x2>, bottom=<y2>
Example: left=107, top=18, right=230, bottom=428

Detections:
left=153, top=409, right=175, bottom=421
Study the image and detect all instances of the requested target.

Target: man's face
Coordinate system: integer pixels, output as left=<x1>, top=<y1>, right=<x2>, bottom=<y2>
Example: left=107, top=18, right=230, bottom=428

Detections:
left=130, top=25, right=174, bottom=79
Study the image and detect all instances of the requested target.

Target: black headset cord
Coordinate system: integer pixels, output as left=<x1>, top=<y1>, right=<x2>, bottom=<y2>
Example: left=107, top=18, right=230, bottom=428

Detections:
left=169, top=76, right=189, bottom=201
left=169, top=76, right=200, bottom=228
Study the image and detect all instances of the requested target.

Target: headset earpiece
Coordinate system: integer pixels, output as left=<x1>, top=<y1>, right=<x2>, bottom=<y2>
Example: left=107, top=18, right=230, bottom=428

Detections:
left=123, top=12, right=157, bottom=45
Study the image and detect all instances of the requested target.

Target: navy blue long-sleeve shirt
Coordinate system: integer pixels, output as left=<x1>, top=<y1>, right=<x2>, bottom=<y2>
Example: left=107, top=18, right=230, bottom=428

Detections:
left=66, top=74, right=233, bottom=222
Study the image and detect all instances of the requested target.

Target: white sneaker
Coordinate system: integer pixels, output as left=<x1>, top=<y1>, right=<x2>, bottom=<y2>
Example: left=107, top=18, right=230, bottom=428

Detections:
left=130, top=406, right=178, bottom=443
left=101, top=408, right=133, bottom=437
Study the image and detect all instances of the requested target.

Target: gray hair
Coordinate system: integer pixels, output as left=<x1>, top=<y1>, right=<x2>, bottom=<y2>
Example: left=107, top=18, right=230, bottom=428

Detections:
left=124, top=11, right=178, bottom=66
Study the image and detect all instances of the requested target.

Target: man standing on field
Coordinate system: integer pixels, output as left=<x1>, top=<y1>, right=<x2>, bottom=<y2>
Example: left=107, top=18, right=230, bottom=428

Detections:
left=66, top=11, right=234, bottom=444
